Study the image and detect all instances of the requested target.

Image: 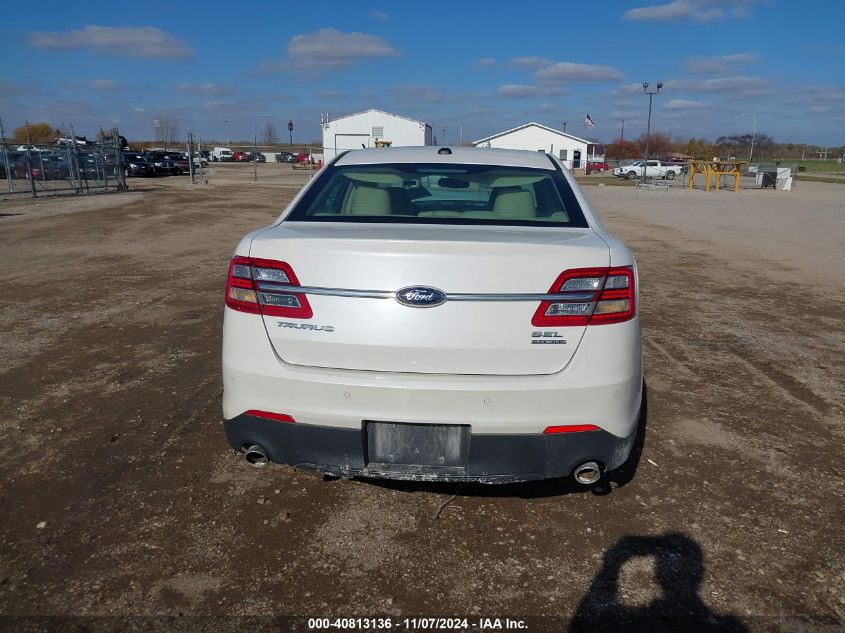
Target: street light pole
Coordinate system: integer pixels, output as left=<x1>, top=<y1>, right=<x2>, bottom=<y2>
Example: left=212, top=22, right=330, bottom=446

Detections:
left=740, top=113, right=758, bottom=165
left=255, top=114, right=270, bottom=182
left=641, top=81, right=663, bottom=183
left=749, top=116, right=757, bottom=165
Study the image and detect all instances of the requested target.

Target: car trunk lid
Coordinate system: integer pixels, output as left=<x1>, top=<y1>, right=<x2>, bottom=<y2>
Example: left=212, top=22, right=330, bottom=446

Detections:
left=249, top=223, right=609, bottom=375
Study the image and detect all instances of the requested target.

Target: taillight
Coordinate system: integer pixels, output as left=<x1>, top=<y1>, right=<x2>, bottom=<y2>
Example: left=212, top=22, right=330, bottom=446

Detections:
left=225, top=256, right=313, bottom=319
left=246, top=409, right=296, bottom=423
left=543, top=424, right=600, bottom=434
left=532, top=266, right=635, bottom=326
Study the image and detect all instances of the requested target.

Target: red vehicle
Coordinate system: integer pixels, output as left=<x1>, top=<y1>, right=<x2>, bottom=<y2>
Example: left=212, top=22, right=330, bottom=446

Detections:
left=233, top=151, right=252, bottom=162
left=168, top=154, right=190, bottom=174
left=586, top=160, right=610, bottom=174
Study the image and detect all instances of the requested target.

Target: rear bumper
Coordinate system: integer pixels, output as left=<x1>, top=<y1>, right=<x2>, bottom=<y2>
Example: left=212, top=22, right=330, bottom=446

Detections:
left=224, top=414, right=638, bottom=483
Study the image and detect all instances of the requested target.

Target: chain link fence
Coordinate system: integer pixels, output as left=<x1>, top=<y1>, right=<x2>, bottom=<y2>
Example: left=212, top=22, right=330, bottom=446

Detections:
left=0, top=129, right=126, bottom=198
left=579, top=157, right=806, bottom=191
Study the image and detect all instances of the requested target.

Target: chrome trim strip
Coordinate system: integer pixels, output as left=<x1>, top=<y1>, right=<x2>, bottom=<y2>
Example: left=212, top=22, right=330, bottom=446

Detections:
left=256, top=282, right=393, bottom=299
left=446, top=292, right=595, bottom=302
left=256, top=281, right=595, bottom=303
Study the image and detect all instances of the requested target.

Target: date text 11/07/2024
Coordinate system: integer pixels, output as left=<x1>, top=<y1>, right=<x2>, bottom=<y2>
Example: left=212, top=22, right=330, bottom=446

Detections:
left=307, top=617, right=528, bottom=630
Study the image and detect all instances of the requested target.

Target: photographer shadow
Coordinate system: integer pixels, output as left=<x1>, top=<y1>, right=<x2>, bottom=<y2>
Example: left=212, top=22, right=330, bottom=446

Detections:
left=568, top=532, right=747, bottom=633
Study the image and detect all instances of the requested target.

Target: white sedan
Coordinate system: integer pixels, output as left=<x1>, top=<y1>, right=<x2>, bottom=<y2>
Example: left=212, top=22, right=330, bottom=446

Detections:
left=222, top=146, right=642, bottom=484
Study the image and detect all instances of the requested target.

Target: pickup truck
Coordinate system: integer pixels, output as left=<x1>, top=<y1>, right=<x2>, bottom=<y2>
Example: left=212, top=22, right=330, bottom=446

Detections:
left=613, top=160, right=684, bottom=180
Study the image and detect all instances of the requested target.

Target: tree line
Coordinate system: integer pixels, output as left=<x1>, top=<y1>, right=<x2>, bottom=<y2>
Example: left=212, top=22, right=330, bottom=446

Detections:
left=9, top=119, right=285, bottom=148
left=605, top=132, right=842, bottom=162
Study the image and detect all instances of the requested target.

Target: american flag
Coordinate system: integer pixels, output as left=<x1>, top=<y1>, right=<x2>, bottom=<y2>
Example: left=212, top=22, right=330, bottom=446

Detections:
left=585, top=114, right=596, bottom=128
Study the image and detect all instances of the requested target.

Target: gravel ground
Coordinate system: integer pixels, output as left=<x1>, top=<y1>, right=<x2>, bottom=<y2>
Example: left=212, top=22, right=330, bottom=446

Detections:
left=0, top=164, right=842, bottom=632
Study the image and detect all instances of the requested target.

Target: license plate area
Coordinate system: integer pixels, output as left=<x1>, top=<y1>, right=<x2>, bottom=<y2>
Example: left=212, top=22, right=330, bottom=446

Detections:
left=364, top=421, right=471, bottom=470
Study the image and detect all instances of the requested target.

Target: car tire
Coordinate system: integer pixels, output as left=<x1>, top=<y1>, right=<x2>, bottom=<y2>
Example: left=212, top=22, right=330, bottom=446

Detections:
left=667, top=172, right=676, bottom=180
left=626, top=171, right=637, bottom=180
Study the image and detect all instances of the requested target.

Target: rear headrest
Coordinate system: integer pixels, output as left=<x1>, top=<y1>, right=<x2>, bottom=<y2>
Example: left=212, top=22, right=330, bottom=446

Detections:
left=492, top=189, right=535, bottom=219
left=347, top=184, right=391, bottom=215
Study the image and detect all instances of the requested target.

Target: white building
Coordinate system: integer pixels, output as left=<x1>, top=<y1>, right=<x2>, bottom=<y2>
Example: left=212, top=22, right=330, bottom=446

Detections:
left=322, top=109, right=433, bottom=161
left=473, top=122, right=591, bottom=170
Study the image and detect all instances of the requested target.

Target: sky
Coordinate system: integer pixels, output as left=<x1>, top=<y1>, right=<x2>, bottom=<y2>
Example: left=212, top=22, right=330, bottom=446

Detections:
left=2, top=0, right=844, bottom=146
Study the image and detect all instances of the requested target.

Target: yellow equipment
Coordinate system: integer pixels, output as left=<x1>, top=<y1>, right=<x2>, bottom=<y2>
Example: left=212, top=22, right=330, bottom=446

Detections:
left=688, top=160, right=745, bottom=192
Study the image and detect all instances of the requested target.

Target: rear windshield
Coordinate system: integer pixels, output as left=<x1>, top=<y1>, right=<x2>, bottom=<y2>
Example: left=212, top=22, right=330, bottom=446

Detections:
left=285, top=163, right=588, bottom=227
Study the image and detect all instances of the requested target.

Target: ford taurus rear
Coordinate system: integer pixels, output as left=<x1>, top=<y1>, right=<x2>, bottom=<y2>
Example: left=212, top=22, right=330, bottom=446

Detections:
left=222, top=147, right=642, bottom=484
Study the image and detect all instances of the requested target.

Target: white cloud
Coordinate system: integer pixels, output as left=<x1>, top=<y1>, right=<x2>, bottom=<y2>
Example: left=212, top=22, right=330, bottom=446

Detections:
left=369, top=9, right=390, bottom=21
left=498, top=84, right=566, bottom=97
left=665, top=99, right=707, bottom=109
left=509, top=56, right=553, bottom=69
left=474, top=57, right=496, bottom=68
left=684, top=52, right=758, bottom=74
left=535, top=62, right=623, bottom=83
left=30, top=25, right=194, bottom=60
left=624, top=0, right=761, bottom=22
left=665, top=75, right=771, bottom=95
left=285, top=28, right=399, bottom=71
left=173, top=82, right=233, bottom=95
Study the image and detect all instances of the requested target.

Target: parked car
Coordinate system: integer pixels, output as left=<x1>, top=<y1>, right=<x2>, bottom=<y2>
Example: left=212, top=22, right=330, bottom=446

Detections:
left=145, top=152, right=182, bottom=176
left=192, top=152, right=209, bottom=168
left=251, top=151, right=267, bottom=163
left=613, top=160, right=683, bottom=180
left=222, top=146, right=642, bottom=485
left=233, top=151, right=252, bottom=162
left=122, top=153, right=155, bottom=177
left=275, top=151, right=297, bottom=163
left=13, top=153, right=69, bottom=180
left=168, top=153, right=191, bottom=174
left=586, top=160, right=610, bottom=174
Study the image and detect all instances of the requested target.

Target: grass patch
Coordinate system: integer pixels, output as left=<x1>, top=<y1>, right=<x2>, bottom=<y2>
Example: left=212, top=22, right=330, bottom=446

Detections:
left=795, top=175, right=845, bottom=184
left=784, top=159, right=844, bottom=173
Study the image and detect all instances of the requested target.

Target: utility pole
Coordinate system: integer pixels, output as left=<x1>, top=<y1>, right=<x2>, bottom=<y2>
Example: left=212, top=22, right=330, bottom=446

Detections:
left=620, top=119, right=625, bottom=143
left=459, top=122, right=463, bottom=145
left=641, top=82, right=663, bottom=183
left=288, top=120, right=294, bottom=147
left=563, top=122, right=567, bottom=133
left=441, top=126, right=447, bottom=145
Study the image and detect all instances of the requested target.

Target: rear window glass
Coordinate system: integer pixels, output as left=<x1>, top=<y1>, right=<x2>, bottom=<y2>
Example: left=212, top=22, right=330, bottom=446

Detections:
left=285, top=163, right=588, bottom=227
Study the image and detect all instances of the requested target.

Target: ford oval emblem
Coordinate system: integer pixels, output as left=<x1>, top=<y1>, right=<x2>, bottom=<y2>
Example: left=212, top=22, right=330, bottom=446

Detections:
left=395, top=286, right=447, bottom=308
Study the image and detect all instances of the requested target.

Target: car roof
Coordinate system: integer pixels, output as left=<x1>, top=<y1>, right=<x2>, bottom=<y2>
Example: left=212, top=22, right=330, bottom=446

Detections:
left=334, top=146, right=558, bottom=169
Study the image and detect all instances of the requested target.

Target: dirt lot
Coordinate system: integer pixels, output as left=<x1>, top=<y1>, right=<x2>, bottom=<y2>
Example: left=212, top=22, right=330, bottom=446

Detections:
left=0, top=164, right=843, bottom=631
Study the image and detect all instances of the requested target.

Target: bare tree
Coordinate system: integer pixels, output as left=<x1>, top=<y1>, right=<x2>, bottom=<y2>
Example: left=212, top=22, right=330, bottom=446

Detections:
left=154, top=116, right=180, bottom=150
left=263, top=122, right=279, bottom=145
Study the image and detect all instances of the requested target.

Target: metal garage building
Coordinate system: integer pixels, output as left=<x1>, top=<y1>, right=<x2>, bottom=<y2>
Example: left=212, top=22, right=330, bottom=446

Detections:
left=473, top=122, right=591, bottom=170
left=321, top=109, right=433, bottom=161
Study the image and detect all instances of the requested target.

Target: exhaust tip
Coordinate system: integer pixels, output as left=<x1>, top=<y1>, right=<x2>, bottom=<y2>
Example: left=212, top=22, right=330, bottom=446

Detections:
left=574, top=461, right=601, bottom=485
left=244, top=444, right=269, bottom=468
